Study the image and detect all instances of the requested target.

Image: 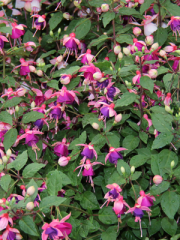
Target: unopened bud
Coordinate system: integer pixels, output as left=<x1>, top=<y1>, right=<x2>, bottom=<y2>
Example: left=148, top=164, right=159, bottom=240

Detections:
left=110, top=66, right=113, bottom=71
left=150, top=43, right=159, bottom=51
left=121, top=166, right=125, bottom=174
left=58, top=156, right=71, bottom=166
left=133, top=27, right=141, bottom=37
left=50, top=30, right=53, bottom=37
left=0, top=159, right=3, bottom=165
left=11, top=197, right=16, bottom=204
left=125, top=80, right=131, bottom=87
left=131, top=166, right=135, bottom=174
left=26, top=186, right=35, bottom=196
left=26, top=202, right=34, bottom=210
left=92, top=122, right=99, bottom=130
left=114, top=114, right=122, bottom=123
left=29, top=66, right=36, bottom=73
left=118, top=52, right=123, bottom=60
left=31, top=101, right=35, bottom=109
left=142, top=46, right=145, bottom=53
left=134, top=46, right=138, bottom=52
left=153, top=175, right=163, bottom=186
left=159, top=50, right=167, bottom=58
left=36, top=70, right=43, bottom=77
left=148, top=69, right=158, bottom=79
left=63, top=12, right=72, bottom=20
left=114, top=45, right=121, bottom=55
left=58, top=28, right=61, bottom=35
left=171, top=160, right=175, bottom=168
left=101, top=3, right=109, bottom=12
left=145, top=35, right=154, bottom=45
left=6, top=149, right=12, bottom=157
left=93, top=72, right=103, bottom=81
left=175, top=50, right=180, bottom=54
left=165, top=105, right=173, bottom=114
left=74, top=0, right=81, bottom=7
left=2, top=156, right=8, bottom=163
left=15, top=105, right=19, bottom=112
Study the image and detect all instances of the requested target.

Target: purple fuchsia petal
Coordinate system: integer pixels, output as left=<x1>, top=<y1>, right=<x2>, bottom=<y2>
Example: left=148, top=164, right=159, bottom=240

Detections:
left=7, top=231, right=16, bottom=240
left=108, top=151, right=123, bottom=164
left=25, top=134, right=39, bottom=147
left=101, top=107, right=109, bottom=118
left=34, top=119, right=43, bottom=129
left=45, top=227, right=58, bottom=239
left=141, top=197, right=154, bottom=207
left=81, top=148, right=94, bottom=159
left=54, top=144, right=69, bottom=157
left=65, top=39, right=78, bottom=51
left=50, top=108, right=62, bottom=120
left=109, top=188, right=119, bottom=199
left=57, top=92, right=74, bottom=104
left=133, top=208, right=144, bottom=218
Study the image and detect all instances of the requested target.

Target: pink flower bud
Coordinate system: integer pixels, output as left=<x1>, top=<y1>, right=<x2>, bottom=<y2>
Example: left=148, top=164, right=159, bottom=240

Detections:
left=118, top=52, right=123, bottom=60
left=92, top=122, right=99, bottom=130
left=26, top=202, right=34, bottom=210
left=58, top=156, right=71, bottom=166
left=153, top=175, right=163, bottom=185
left=150, top=43, right=159, bottom=51
left=123, top=47, right=130, bottom=55
left=27, top=186, right=35, bottom=196
left=36, top=70, right=43, bottom=76
left=114, top=45, right=121, bottom=55
left=29, top=66, right=36, bottom=73
left=93, top=72, right=102, bottom=81
left=63, top=12, right=72, bottom=20
left=133, top=27, right=142, bottom=37
left=145, top=35, right=154, bottom=45
left=148, top=69, right=158, bottom=79
left=114, top=114, right=122, bottom=123
left=159, top=50, right=166, bottom=58
left=96, top=7, right=102, bottom=13
left=101, top=3, right=109, bottom=12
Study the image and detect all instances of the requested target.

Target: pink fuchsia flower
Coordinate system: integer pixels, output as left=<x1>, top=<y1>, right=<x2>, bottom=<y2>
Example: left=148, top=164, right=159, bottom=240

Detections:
left=32, top=88, right=53, bottom=106
left=60, top=74, right=72, bottom=85
left=52, top=138, right=69, bottom=157
left=105, top=147, right=127, bottom=165
left=113, top=195, right=130, bottom=220
left=168, top=16, right=180, bottom=39
left=132, top=71, right=141, bottom=85
left=77, top=49, right=95, bottom=64
left=24, top=41, right=36, bottom=52
left=137, top=191, right=155, bottom=208
left=164, top=93, right=172, bottom=106
left=0, top=35, right=8, bottom=51
left=104, top=80, right=120, bottom=102
left=132, top=38, right=146, bottom=52
left=0, top=213, right=13, bottom=231
left=32, top=14, right=46, bottom=37
left=164, top=42, right=177, bottom=53
left=100, top=103, right=117, bottom=118
left=153, top=175, right=163, bottom=185
left=74, top=159, right=104, bottom=192
left=12, top=58, right=34, bottom=76
left=79, top=63, right=101, bottom=84
left=63, top=33, right=80, bottom=53
left=76, top=143, right=97, bottom=160
left=2, top=225, right=22, bottom=240
left=53, top=86, right=79, bottom=105
left=10, top=22, right=26, bottom=39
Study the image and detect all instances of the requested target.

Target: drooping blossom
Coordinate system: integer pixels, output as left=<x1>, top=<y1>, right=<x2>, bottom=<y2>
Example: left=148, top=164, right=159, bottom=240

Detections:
left=113, top=195, right=130, bottom=222
left=24, top=41, right=36, bottom=52
left=52, top=138, right=69, bottom=157
left=164, top=93, right=172, bottom=106
left=76, top=143, right=97, bottom=160
left=32, top=88, right=53, bottom=106
left=104, top=80, right=120, bottom=101
left=168, top=16, right=180, bottom=39
left=77, top=49, right=95, bottom=64
left=0, top=35, right=9, bottom=53
left=32, top=14, right=46, bottom=37
left=0, top=213, right=13, bottom=231
left=52, top=86, right=79, bottom=105
left=10, top=22, right=26, bottom=40
left=79, top=63, right=101, bottom=84
left=100, top=103, right=117, bottom=118
left=2, top=225, right=22, bottom=240
left=63, top=33, right=80, bottom=57
left=105, top=147, right=127, bottom=165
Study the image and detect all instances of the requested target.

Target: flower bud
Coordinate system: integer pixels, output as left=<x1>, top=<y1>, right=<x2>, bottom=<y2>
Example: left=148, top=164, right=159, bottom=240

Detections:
left=131, top=166, right=135, bottom=174
left=6, top=149, right=12, bottom=157
left=63, top=12, right=72, bottom=20
left=133, top=27, right=141, bottom=37
left=36, top=70, right=43, bottom=77
left=159, top=50, right=167, bottom=58
left=114, top=45, right=121, bottom=55
left=148, top=69, right=158, bottom=79
left=118, top=52, right=123, bottom=60
left=150, top=43, right=159, bottom=51
left=26, top=186, right=35, bottom=196
left=145, top=35, right=154, bottom=45
left=114, top=114, right=122, bottom=123
left=15, top=105, right=19, bottom=112
left=58, top=156, right=71, bottom=167
left=0, top=159, right=3, bottom=165
left=31, top=101, right=35, bottom=108
left=11, top=197, right=16, bottom=204
left=141, top=46, right=145, bottom=53
left=171, top=160, right=175, bottom=168
left=26, top=202, right=34, bottom=210
left=121, top=166, right=125, bottom=174
left=125, top=80, right=132, bottom=87
left=93, top=72, right=103, bottom=81
left=110, top=66, right=113, bottom=71
left=2, top=156, right=8, bottom=163
left=134, top=46, right=138, bottom=52
left=153, top=175, right=163, bottom=186
left=74, top=0, right=81, bottom=7
left=50, top=30, right=53, bottom=37
left=101, top=3, right=109, bottom=12
left=29, top=66, right=36, bottom=73
left=92, top=122, right=99, bottom=130
left=175, top=50, right=180, bottom=54
left=165, top=105, right=173, bottom=114
left=58, top=28, right=61, bottom=35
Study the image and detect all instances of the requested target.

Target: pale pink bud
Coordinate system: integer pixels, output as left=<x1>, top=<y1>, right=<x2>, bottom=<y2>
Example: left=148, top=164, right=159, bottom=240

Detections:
left=31, top=101, right=35, bottom=108
left=58, top=156, right=71, bottom=166
left=145, top=35, right=154, bottom=45
left=153, top=175, right=163, bottom=185
left=138, top=0, right=144, bottom=4
left=92, top=122, right=99, bottom=130
left=114, top=45, right=121, bottom=55
left=123, top=47, right=130, bottom=55
left=36, top=70, right=43, bottom=77
left=148, top=69, right=158, bottom=79
left=101, top=3, right=109, bottom=12
left=150, top=43, right=159, bottom=51
left=159, top=50, right=166, bottom=58
left=118, top=52, right=123, bottom=60
left=27, top=186, right=35, bottom=196
left=96, top=7, right=102, bottom=13
left=6, top=149, right=12, bottom=157
left=29, top=66, right=36, bottom=73
left=2, top=156, right=8, bottom=163
left=26, top=202, right=34, bottom=210
left=36, top=58, right=44, bottom=66
left=133, top=27, right=141, bottom=37
left=114, top=114, right=122, bottom=123
left=93, top=72, right=103, bottom=81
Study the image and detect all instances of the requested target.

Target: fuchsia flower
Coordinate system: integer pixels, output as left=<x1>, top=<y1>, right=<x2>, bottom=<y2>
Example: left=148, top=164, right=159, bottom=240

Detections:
left=168, top=16, right=180, bottom=39
left=113, top=195, right=130, bottom=219
left=42, top=213, right=72, bottom=240
left=52, top=138, right=69, bottom=157
left=52, top=86, right=79, bottom=105
left=0, top=35, right=8, bottom=51
left=104, top=80, right=120, bottom=102
left=77, top=49, right=95, bottom=64
left=10, top=22, right=26, bottom=39
left=2, top=225, right=22, bottom=240
left=76, top=143, right=97, bottom=160
left=132, top=38, right=146, bottom=52
left=137, top=190, right=155, bottom=208
left=164, top=93, right=172, bottom=106
left=63, top=33, right=80, bottom=53
left=100, top=103, right=117, bottom=118
left=1, top=87, right=27, bottom=98
left=32, top=14, right=46, bottom=36
left=12, top=58, right=34, bottom=76
left=132, top=71, right=141, bottom=85
left=79, top=63, right=101, bottom=84
left=164, top=42, right=177, bottom=53
left=24, top=41, right=36, bottom=52
left=0, top=213, right=13, bottom=231
left=105, top=147, right=127, bottom=165
left=60, top=74, right=72, bottom=85
left=32, top=88, right=53, bottom=106
left=74, top=159, right=103, bottom=192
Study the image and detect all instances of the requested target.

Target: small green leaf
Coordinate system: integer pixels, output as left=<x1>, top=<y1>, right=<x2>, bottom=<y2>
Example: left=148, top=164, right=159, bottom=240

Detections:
left=3, top=129, right=17, bottom=152
left=53, top=66, right=80, bottom=78
left=47, top=170, right=62, bottom=196
left=101, top=226, right=117, bottom=240
left=41, top=50, right=56, bottom=59
left=161, top=217, right=177, bottom=236
left=150, top=181, right=170, bottom=195
left=22, top=111, right=44, bottom=123
left=140, top=76, right=154, bottom=93
left=140, top=0, right=154, bottom=14
left=47, top=80, right=59, bottom=90
left=154, top=27, right=168, bottom=46
left=117, top=160, right=131, bottom=177
left=39, top=196, right=66, bottom=213
left=130, top=155, right=149, bottom=168
left=88, top=35, right=109, bottom=48
left=19, top=216, right=39, bottom=236
left=75, top=19, right=91, bottom=39
left=0, top=111, right=12, bottom=125
left=98, top=206, right=118, bottom=224
left=0, top=175, right=11, bottom=192
left=102, top=12, right=115, bottom=28
left=49, top=12, right=63, bottom=30
left=139, top=132, right=148, bottom=144
left=0, top=26, right=12, bottom=34
left=3, top=97, right=22, bottom=108
left=22, top=163, right=45, bottom=178
left=80, top=191, right=99, bottom=210
left=7, top=151, right=28, bottom=171
left=123, top=135, right=140, bottom=155
left=116, top=34, right=133, bottom=45
left=161, top=192, right=179, bottom=219
left=118, top=7, right=142, bottom=18
left=115, top=92, right=137, bottom=108
left=151, top=132, right=174, bottom=150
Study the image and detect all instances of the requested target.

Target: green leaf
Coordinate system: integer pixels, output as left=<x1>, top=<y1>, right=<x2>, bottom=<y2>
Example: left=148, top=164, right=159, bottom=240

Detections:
left=98, top=206, right=118, bottom=224
left=91, top=134, right=106, bottom=149
left=151, top=132, right=174, bottom=150
left=49, top=12, right=63, bottom=30
left=0, top=26, right=12, bottom=34
left=164, top=0, right=180, bottom=16
left=116, top=34, right=133, bottom=45
left=53, top=66, right=80, bottom=78
left=130, top=155, right=149, bottom=168
left=27, top=140, right=43, bottom=162
left=66, top=77, right=80, bottom=90
left=154, top=27, right=168, bottom=46
left=22, top=163, right=45, bottom=178
left=171, top=234, right=180, bottom=240
left=139, top=132, right=148, bottom=144
left=47, top=80, right=59, bottom=90
left=123, top=135, right=140, bottom=155
left=101, top=226, right=117, bottom=240
left=127, top=218, right=147, bottom=229
left=7, top=151, right=28, bottom=171
left=131, top=171, right=142, bottom=180
left=151, top=113, right=172, bottom=133
left=40, top=50, right=56, bottom=59
left=19, top=216, right=39, bottom=236
left=0, top=111, right=12, bottom=125
left=140, top=0, right=154, bottom=14
left=102, top=12, right=115, bottom=28
left=140, top=76, right=154, bottom=93
left=82, top=113, right=103, bottom=129
left=69, top=131, right=86, bottom=150
left=39, top=196, right=66, bottom=213
left=22, top=111, right=44, bottom=123
left=88, top=35, right=109, bottom=48
left=89, top=0, right=111, bottom=7
left=3, top=97, right=22, bottom=108
left=0, top=175, right=11, bottom=192
left=23, top=30, right=38, bottom=43
left=47, top=170, right=62, bottom=196
left=118, top=7, right=142, bottom=18
left=3, top=129, right=17, bottom=152
left=115, top=92, right=137, bottom=108
left=75, top=19, right=91, bottom=39
left=163, top=73, right=178, bottom=91
left=79, top=103, right=89, bottom=114
left=158, top=66, right=169, bottom=75
left=80, top=191, right=99, bottom=210
left=117, top=160, right=131, bottom=177
left=161, top=192, right=179, bottom=219
left=150, top=181, right=170, bottom=195
left=161, top=217, right=177, bottom=236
